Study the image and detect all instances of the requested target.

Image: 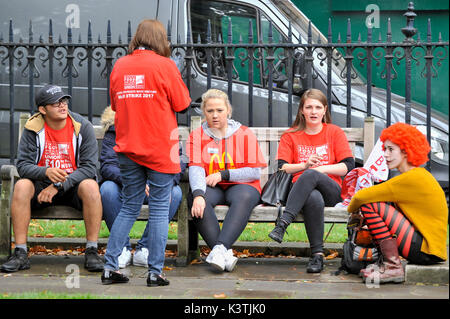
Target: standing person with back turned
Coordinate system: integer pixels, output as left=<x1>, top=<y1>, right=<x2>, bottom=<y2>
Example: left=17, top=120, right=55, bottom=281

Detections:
left=268, top=88, right=355, bottom=274
left=101, top=19, right=191, bottom=286
left=99, top=105, right=187, bottom=268
left=347, top=122, right=447, bottom=284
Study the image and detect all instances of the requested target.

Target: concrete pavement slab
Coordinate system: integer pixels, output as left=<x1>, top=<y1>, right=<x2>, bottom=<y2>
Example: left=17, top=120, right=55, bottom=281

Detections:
left=0, top=255, right=448, bottom=300
left=16, top=237, right=450, bottom=285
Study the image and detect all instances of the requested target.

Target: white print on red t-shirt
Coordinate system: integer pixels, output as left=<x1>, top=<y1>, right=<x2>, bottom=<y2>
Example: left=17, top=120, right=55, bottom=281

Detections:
left=297, top=144, right=329, bottom=167
left=115, top=89, right=157, bottom=100
left=124, top=75, right=145, bottom=89
left=42, top=141, right=74, bottom=173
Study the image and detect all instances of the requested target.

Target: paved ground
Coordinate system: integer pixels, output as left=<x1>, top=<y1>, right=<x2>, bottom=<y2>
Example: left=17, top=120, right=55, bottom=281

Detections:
left=0, top=254, right=448, bottom=301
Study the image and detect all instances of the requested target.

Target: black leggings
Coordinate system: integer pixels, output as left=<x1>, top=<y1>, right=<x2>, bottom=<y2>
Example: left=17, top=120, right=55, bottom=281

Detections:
left=187, top=184, right=261, bottom=250
left=281, top=169, right=342, bottom=255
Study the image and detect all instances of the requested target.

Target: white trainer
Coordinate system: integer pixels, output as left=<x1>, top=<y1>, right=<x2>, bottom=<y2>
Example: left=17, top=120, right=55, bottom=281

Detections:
left=205, top=248, right=216, bottom=264
left=118, top=247, right=132, bottom=268
left=133, top=247, right=149, bottom=267
left=224, top=249, right=238, bottom=272
left=208, top=244, right=227, bottom=271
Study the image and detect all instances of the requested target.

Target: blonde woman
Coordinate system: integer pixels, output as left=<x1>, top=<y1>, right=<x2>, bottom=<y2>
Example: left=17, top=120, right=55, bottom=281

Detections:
left=187, top=89, right=267, bottom=272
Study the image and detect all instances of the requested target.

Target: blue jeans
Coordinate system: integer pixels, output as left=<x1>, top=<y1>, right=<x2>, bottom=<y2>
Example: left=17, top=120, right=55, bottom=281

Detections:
left=104, top=153, right=175, bottom=274
left=100, top=180, right=182, bottom=251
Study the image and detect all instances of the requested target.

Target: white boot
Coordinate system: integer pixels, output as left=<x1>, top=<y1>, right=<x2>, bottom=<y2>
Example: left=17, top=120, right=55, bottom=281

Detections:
left=224, top=249, right=238, bottom=272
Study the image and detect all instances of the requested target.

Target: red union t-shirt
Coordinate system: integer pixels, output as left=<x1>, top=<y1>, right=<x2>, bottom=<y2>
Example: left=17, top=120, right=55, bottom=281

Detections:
left=38, top=117, right=76, bottom=173
left=110, top=49, right=191, bottom=173
left=277, top=123, right=353, bottom=187
left=187, top=125, right=267, bottom=193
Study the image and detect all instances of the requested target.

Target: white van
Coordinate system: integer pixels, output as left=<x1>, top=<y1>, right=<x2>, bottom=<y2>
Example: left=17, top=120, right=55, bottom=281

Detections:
left=0, top=0, right=448, bottom=197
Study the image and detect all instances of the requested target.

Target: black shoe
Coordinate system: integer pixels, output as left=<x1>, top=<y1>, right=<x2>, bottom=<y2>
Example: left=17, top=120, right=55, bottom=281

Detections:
left=1, top=247, right=30, bottom=273
left=101, top=270, right=129, bottom=285
left=147, top=273, right=170, bottom=287
left=306, top=254, right=324, bottom=273
left=268, top=219, right=288, bottom=243
left=84, top=247, right=104, bottom=272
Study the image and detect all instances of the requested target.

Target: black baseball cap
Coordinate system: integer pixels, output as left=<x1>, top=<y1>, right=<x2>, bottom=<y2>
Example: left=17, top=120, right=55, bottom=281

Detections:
left=35, top=84, right=71, bottom=107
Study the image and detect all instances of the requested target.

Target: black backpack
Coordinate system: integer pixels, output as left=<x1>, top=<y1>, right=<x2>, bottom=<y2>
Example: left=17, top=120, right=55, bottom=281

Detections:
left=335, top=215, right=380, bottom=275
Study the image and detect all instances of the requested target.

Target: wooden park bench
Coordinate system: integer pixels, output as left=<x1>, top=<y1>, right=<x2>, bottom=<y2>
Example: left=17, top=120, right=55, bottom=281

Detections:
left=0, top=113, right=375, bottom=266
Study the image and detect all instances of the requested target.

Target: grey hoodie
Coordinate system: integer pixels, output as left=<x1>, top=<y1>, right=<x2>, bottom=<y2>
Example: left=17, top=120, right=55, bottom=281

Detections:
left=16, top=111, right=98, bottom=192
left=189, top=119, right=261, bottom=197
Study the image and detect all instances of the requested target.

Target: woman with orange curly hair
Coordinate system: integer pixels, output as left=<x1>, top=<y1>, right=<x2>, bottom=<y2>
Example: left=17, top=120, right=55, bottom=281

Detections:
left=347, top=122, right=447, bottom=284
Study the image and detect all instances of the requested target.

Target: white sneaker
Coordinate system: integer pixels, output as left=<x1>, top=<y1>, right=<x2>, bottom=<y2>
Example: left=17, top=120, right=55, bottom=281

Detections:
left=205, top=248, right=215, bottom=264
left=224, top=249, right=238, bottom=272
left=133, top=247, right=149, bottom=267
left=118, top=247, right=132, bottom=268
left=205, top=244, right=222, bottom=263
left=207, top=244, right=226, bottom=271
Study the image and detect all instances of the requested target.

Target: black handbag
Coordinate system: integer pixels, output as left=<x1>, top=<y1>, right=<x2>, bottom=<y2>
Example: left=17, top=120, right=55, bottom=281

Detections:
left=261, top=169, right=292, bottom=224
left=261, top=169, right=292, bottom=207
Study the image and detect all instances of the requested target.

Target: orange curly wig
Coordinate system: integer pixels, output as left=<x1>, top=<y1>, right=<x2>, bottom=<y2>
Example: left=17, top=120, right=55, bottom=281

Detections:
left=380, top=122, right=431, bottom=167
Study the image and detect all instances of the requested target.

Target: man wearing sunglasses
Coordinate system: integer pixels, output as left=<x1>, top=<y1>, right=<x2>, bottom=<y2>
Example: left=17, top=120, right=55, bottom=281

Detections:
left=1, top=84, right=104, bottom=273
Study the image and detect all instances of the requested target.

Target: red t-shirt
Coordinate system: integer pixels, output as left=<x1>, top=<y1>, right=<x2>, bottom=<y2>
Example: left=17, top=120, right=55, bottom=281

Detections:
left=38, top=117, right=76, bottom=173
left=277, top=123, right=353, bottom=187
left=187, top=125, right=267, bottom=193
left=110, top=49, right=191, bottom=173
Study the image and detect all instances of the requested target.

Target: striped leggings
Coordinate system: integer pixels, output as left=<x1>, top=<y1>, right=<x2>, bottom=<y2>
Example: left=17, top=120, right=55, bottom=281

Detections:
left=360, top=202, right=441, bottom=265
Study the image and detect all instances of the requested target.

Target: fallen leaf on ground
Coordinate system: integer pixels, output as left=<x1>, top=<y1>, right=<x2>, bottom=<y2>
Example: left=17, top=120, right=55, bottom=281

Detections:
left=213, top=293, right=227, bottom=298
left=325, top=251, right=339, bottom=260
left=165, top=250, right=177, bottom=258
left=200, top=247, right=211, bottom=257
left=190, top=258, right=204, bottom=265
left=163, top=266, right=173, bottom=271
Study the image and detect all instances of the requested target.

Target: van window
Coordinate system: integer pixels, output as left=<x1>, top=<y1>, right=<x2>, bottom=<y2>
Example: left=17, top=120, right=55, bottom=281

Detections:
left=190, top=0, right=289, bottom=89
left=190, top=0, right=260, bottom=84
left=260, top=14, right=289, bottom=89
left=220, top=14, right=260, bottom=84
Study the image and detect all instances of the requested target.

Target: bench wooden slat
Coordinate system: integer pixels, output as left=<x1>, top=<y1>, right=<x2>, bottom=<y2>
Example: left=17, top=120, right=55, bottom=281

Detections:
left=30, top=205, right=182, bottom=221
left=341, top=127, right=364, bottom=142
left=29, top=204, right=348, bottom=223
left=94, top=125, right=190, bottom=140
left=250, top=127, right=364, bottom=142
left=30, top=205, right=148, bottom=220
left=213, top=205, right=349, bottom=223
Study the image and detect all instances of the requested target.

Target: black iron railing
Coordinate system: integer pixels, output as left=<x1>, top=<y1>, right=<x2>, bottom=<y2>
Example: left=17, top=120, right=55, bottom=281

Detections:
left=0, top=2, right=448, bottom=171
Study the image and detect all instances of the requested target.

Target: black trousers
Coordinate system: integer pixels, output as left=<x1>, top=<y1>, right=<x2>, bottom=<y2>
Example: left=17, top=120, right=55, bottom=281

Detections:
left=281, top=169, right=342, bottom=255
left=187, top=184, right=261, bottom=249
